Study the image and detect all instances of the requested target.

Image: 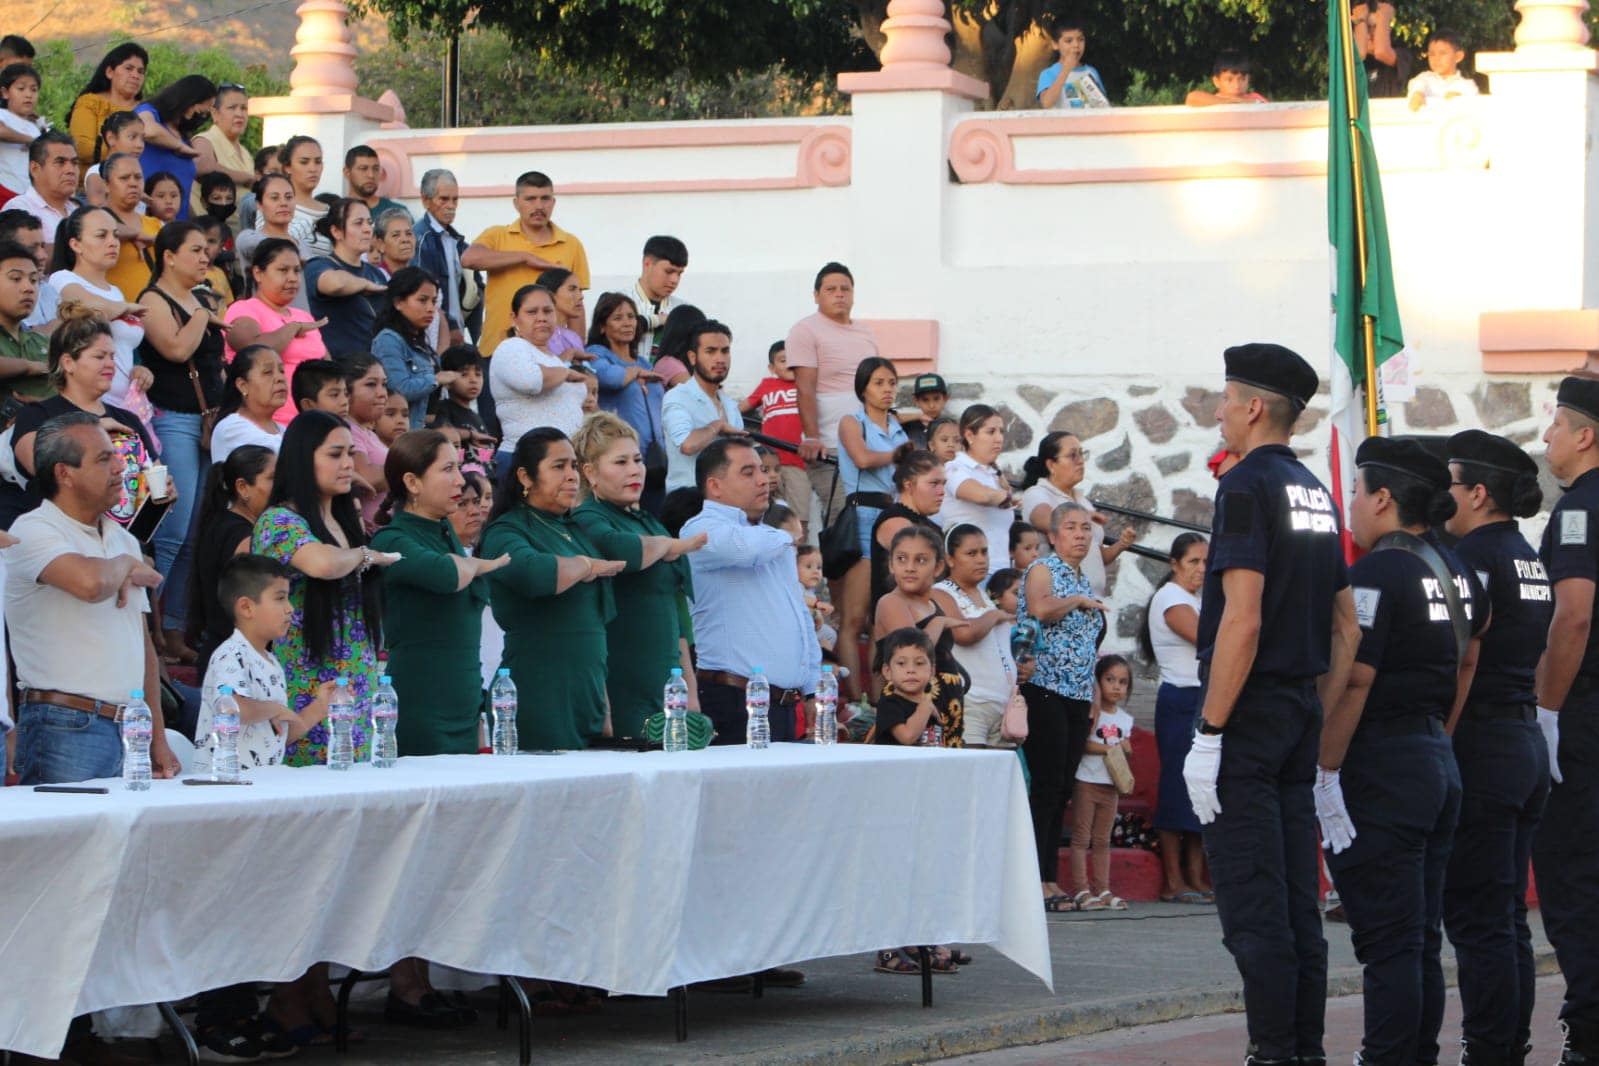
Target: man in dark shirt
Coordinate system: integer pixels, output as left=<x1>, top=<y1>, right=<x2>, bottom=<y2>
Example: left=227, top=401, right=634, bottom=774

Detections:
left=1316, top=437, right=1487, bottom=1066
left=1185, top=343, right=1359, bottom=1066
left=1533, top=376, right=1599, bottom=1064
left=1442, top=429, right=1553, bottom=1064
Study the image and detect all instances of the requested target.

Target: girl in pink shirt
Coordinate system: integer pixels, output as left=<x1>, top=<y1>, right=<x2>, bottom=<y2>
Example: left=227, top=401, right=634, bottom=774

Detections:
left=223, top=237, right=327, bottom=424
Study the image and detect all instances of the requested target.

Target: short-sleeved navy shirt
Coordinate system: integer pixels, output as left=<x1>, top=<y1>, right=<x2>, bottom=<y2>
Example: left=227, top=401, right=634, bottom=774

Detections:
left=1350, top=533, right=1487, bottom=723
left=1540, top=467, right=1599, bottom=683
left=303, top=254, right=387, bottom=358
left=1197, top=444, right=1349, bottom=680
left=1456, top=519, right=1551, bottom=706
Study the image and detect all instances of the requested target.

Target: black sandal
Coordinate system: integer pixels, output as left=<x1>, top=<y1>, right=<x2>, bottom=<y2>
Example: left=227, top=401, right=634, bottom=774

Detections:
left=1043, top=894, right=1077, bottom=913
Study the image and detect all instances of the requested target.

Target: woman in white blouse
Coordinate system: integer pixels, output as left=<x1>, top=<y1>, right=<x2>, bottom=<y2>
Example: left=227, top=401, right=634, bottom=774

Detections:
left=47, top=205, right=150, bottom=407
left=1140, top=531, right=1212, bottom=903
left=489, top=283, right=592, bottom=461
left=937, top=405, right=1016, bottom=577
left=933, top=523, right=1029, bottom=747
left=1019, top=430, right=1137, bottom=595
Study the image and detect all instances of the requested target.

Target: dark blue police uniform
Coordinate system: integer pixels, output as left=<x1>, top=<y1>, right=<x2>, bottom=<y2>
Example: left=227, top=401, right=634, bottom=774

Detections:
left=1445, top=518, right=1551, bottom=1062
left=1330, top=533, right=1485, bottom=1066
left=1198, top=442, right=1348, bottom=1063
left=1535, top=464, right=1599, bottom=1055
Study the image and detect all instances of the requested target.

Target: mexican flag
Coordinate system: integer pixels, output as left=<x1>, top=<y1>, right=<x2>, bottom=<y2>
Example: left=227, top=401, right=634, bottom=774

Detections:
left=1327, top=0, right=1405, bottom=556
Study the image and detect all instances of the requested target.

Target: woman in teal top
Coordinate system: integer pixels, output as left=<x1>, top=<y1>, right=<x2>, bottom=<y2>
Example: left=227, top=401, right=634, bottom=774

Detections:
left=371, top=429, right=510, bottom=755
left=480, top=427, right=627, bottom=749
left=570, top=412, right=707, bottom=737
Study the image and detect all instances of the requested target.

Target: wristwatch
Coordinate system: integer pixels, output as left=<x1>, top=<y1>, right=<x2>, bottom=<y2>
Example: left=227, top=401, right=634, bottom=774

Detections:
left=1198, top=720, right=1225, bottom=736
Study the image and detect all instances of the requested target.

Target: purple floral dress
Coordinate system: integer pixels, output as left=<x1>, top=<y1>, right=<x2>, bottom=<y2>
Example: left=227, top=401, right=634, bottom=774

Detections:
left=253, top=506, right=375, bottom=765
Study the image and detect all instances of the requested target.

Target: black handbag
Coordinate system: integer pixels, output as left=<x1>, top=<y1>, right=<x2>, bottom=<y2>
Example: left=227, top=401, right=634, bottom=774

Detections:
left=641, top=378, right=668, bottom=491
left=817, top=464, right=862, bottom=580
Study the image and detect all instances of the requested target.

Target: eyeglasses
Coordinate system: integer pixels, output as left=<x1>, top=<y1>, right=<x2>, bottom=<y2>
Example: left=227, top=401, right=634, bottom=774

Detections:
left=1449, top=481, right=1472, bottom=488
left=1060, top=450, right=1088, bottom=461
left=218, top=83, right=247, bottom=93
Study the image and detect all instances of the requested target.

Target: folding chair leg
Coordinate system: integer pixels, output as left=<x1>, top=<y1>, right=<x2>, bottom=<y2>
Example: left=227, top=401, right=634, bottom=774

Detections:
left=918, top=947, right=933, bottom=1007
left=671, top=985, right=688, bottom=1042
left=752, top=971, right=765, bottom=999
left=157, top=1001, right=199, bottom=1066
left=499, top=976, right=532, bottom=1066
left=335, top=968, right=364, bottom=1053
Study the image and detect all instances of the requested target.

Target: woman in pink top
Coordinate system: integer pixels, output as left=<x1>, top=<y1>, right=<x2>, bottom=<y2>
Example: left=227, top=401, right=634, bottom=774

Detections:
left=342, top=350, right=390, bottom=532
left=224, top=236, right=327, bottom=424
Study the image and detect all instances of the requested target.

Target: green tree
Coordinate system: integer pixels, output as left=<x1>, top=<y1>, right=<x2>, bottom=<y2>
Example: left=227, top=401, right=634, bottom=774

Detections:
left=32, top=37, right=288, bottom=150
left=354, top=0, right=1521, bottom=111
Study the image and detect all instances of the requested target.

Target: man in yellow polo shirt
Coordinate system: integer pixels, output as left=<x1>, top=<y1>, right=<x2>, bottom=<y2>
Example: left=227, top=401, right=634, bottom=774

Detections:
left=462, top=170, right=590, bottom=358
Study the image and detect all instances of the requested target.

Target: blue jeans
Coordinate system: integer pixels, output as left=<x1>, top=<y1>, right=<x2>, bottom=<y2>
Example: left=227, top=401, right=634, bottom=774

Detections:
left=15, top=702, right=123, bottom=784
left=150, top=411, right=208, bottom=630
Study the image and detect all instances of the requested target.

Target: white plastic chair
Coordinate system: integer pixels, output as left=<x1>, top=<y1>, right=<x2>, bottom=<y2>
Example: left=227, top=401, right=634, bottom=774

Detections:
left=164, top=729, right=197, bottom=775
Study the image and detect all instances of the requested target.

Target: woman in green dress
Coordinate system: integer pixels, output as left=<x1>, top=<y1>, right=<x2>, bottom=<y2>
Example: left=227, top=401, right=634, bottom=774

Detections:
left=371, top=429, right=510, bottom=756
left=570, top=412, right=707, bottom=737
left=480, top=427, right=627, bottom=749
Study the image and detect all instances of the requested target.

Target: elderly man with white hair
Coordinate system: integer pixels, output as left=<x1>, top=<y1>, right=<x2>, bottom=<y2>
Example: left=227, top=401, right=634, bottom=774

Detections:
left=413, top=166, right=480, bottom=348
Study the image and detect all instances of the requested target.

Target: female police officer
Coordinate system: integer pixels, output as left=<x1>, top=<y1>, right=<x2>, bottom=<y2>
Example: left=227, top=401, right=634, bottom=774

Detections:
left=1442, top=429, right=1551, bottom=1066
left=1315, top=437, right=1487, bottom=1066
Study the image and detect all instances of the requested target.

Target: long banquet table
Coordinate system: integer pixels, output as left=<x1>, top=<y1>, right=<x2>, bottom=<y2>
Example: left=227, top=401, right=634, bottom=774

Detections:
left=0, top=744, right=1052, bottom=1058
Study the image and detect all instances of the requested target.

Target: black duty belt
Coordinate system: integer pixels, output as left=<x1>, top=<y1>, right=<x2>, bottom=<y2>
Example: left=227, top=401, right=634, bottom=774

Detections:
left=1462, top=701, right=1536, bottom=724
left=1353, top=714, right=1445, bottom=741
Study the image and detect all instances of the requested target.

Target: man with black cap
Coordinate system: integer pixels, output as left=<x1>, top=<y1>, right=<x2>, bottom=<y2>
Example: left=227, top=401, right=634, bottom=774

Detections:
left=1184, top=342, right=1361, bottom=1066
left=1443, top=429, right=1552, bottom=1066
left=1316, top=436, right=1486, bottom=1066
left=901, top=372, right=949, bottom=450
left=1533, top=375, right=1599, bottom=1065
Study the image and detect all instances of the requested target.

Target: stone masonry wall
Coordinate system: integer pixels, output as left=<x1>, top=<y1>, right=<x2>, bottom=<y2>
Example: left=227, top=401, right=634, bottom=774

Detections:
left=928, top=371, right=1556, bottom=673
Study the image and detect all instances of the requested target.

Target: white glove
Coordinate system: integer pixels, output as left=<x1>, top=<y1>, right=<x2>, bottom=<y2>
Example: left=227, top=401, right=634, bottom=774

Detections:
left=1183, top=732, right=1224, bottom=824
left=1538, top=707, right=1563, bottom=785
left=1313, top=767, right=1357, bottom=854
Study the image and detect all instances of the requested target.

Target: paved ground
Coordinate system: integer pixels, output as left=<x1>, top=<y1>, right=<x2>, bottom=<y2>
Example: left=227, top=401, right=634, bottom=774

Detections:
left=198, top=903, right=1555, bottom=1065
left=942, top=975, right=1567, bottom=1065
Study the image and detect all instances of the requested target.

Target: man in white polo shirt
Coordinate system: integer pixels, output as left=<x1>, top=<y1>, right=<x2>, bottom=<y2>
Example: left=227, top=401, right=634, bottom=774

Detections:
left=661, top=319, right=744, bottom=492
left=9, top=130, right=77, bottom=254
left=7, top=412, right=177, bottom=784
left=786, top=261, right=879, bottom=524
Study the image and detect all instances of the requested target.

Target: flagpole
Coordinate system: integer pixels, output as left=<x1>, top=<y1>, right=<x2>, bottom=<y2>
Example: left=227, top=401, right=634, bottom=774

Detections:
left=1335, top=0, right=1382, bottom=437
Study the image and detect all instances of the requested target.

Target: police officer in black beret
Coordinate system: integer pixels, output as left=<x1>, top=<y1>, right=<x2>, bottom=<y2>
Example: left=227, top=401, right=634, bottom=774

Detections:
left=1185, top=343, right=1361, bottom=1066
left=1315, top=437, right=1487, bottom=1066
left=1533, top=376, right=1599, bottom=1065
left=1442, top=429, right=1552, bottom=1066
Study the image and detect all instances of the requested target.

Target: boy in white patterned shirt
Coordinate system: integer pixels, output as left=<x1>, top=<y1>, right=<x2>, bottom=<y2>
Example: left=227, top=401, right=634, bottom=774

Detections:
left=1408, top=30, right=1480, bottom=111
left=197, top=554, right=334, bottom=771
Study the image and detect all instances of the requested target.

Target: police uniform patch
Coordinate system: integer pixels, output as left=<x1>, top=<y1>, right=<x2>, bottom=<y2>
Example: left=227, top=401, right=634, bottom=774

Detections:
left=1221, top=492, right=1255, bottom=536
left=1562, top=510, right=1588, bottom=546
left=1354, top=586, right=1381, bottom=628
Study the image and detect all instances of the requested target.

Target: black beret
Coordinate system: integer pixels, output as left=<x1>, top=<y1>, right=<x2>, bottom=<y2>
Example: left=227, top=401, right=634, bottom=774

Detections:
left=1447, top=429, right=1537, bottom=479
left=1223, top=343, right=1318, bottom=411
left=1356, top=436, right=1449, bottom=492
left=1557, top=376, right=1599, bottom=423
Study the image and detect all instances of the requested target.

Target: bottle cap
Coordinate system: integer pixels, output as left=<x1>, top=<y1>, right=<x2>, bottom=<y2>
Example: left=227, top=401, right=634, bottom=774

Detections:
left=670, top=667, right=682, bottom=675
left=218, top=686, right=233, bottom=695
left=130, top=689, right=143, bottom=699
left=380, top=674, right=391, bottom=684
left=497, top=668, right=510, bottom=677
left=752, top=666, right=765, bottom=674
left=821, top=665, right=833, bottom=674
left=335, top=677, right=349, bottom=687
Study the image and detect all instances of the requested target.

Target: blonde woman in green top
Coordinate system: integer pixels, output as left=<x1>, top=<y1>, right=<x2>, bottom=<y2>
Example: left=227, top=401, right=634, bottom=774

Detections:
left=571, top=412, right=706, bottom=737
left=370, top=429, right=509, bottom=756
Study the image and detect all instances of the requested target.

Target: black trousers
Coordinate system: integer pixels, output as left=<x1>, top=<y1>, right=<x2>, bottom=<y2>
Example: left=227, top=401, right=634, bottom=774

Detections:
left=1019, top=684, right=1091, bottom=883
left=1442, top=710, right=1549, bottom=1055
left=1532, top=689, right=1599, bottom=1038
left=1327, top=722, right=1461, bottom=1066
left=1201, top=677, right=1327, bottom=1061
left=698, top=680, right=798, bottom=746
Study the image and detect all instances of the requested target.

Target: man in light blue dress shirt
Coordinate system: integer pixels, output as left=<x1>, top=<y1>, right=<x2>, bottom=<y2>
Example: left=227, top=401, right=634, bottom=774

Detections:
left=683, top=436, right=821, bottom=743
left=661, top=321, right=743, bottom=492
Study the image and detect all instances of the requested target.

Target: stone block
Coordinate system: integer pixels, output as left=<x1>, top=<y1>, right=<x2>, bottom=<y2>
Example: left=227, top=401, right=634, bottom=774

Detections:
left=1471, top=381, right=1531, bottom=429
left=1405, top=386, right=1456, bottom=430
left=996, top=403, right=1033, bottom=453
left=1155, top=452, right=1190, bottom=475
left=1134, top=404, right=1178, bottom=444
left=1128, top=384, right=1158, bottom=397
left=1098, top=435, right=1131, bottom=472
left=1018, top=384, right=1057, bottom=413
left=1171, top=488, right=1215, bottom=530
left=1294, top=406, right=1326, bottom=435
left=1050, top=398, right=1119, bottom=440
left=1181, top=387, right=1224, bottom=426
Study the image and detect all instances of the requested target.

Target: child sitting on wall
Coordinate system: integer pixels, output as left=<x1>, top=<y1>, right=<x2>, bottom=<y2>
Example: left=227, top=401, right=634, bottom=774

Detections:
left=1407, top=30, right=1480, bottom=111
left=1186, top=52, right=1268, bottom=107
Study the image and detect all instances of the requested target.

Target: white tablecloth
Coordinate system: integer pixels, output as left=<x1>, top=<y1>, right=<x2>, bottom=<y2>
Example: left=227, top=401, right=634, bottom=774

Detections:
left=0, top=745, right=1050, bottom=1057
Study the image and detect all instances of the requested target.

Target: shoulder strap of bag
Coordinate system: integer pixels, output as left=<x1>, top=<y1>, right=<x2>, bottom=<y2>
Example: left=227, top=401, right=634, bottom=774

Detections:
left=1373, top=529, right=1470, bottom=663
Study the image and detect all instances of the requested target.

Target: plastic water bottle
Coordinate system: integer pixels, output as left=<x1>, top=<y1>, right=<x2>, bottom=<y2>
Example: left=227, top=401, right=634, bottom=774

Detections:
left=491, top=669, right=518, bottom=755
left=813, top=666, right=838, bottom=746
left=746, top=668, right=771, bottom=749
left=327, top=677, right=355, bottom=770
left=370, top=675, right=399, bottom=768
left=663, top=668, right=690, bottom=753
left=1011, top=615, right=1040, bottom=663
left=921, top=712, right=944, bottom=748
left=122, top=689, right=153, bottom=791
left=211, top=686, right=241, bottom=782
